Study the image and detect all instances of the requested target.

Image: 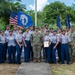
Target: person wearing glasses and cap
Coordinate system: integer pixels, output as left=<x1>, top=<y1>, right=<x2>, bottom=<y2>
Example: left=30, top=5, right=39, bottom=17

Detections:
left=30, top=26, right=43, bottom=62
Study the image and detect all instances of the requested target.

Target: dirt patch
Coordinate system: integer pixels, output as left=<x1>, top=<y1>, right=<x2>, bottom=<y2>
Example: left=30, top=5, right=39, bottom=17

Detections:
left=0, top=63, right=75, bottom=75
left=0, top=63, right=20, bottom=75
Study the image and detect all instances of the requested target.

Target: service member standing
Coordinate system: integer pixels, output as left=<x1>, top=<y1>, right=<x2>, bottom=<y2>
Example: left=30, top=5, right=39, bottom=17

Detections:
left=39, top=26, right=46, bottom=59
left=4, top=25, right=10, bottom=60
left=15, top=29, right=23, bottom=64
left=51, top=30, right=59, bottom=63
left=43, top=30, right=52, bottom=63
left=29, top=26, right=34, bottom=61
left=60, top=30, right=71, bottom=64
left=49, top=28, right=53, bottom=63
left=30, top=27, right=43, bottom=62
left=69, top=27, right=75, bottom=63
left=6, top=30, right=16, bottom=64
left=56, top=29, right=62, bottom=63
left=23, top=27, right=31, bottom=62
left=0, top=31, right=6, bottom=63
left=5, top=25, right=10, bottom=37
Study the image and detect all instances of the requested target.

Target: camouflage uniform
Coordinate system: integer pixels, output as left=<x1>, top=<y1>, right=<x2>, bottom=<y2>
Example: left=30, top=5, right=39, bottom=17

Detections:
left=69, top=31, right=75, bottom=62
left=39, top=30, right=46, bottom=59
left=39, top=31, right=45, bottom=37
left=30, top=31, right=43, bottom=60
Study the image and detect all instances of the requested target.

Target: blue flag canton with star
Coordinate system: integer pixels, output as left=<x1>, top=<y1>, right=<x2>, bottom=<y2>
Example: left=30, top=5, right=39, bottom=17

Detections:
left=18, top=11, right=34, bottom=28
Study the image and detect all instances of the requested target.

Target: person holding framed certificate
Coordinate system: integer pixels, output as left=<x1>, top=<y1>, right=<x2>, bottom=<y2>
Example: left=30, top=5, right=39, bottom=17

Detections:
left=43, top=30, right=52, bottom=63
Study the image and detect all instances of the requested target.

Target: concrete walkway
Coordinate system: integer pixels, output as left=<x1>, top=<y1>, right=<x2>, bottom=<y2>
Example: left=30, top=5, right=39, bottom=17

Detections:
left=15, top=62, right=52, bottom=75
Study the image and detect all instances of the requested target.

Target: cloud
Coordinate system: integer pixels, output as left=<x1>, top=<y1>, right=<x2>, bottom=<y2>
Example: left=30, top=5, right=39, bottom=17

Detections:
left=29, top=0, right=49, bottom=11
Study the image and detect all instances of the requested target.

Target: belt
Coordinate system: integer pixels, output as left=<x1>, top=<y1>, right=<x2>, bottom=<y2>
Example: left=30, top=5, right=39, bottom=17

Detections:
left=52, top=43, right=56, bottom=44
left=62, top=43, right=67, bottom=45
left=25, top=40, right=30, bottom=42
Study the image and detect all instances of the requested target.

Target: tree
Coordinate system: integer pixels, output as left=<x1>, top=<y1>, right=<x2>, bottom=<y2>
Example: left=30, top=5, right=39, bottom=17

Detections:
left=0, top=0, right=26, bottom=30
left=43, top=1, right=75, bottom=26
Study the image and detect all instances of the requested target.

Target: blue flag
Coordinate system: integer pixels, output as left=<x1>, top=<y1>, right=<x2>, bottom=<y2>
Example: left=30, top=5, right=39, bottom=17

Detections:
left=56, top=14, right=61, bottom=28
left=18, top=11, right=34, bottom=28
left=66, top=14, right=70, bottom=28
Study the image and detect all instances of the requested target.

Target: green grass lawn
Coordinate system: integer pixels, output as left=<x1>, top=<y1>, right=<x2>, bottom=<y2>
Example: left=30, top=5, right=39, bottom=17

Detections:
left=50, top=63, right=75, bottom=75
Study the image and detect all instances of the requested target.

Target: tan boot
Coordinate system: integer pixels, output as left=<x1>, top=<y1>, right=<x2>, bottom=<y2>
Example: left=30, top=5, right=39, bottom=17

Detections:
left=33, top=59, right=37, bottom=63
left=37, top=59, right=41, bottom=63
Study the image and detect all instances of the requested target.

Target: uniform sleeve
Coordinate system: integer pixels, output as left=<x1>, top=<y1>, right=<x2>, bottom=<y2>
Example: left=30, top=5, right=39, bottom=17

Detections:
left=67, top=36, right=71, bottom=42
left=40, top=33, right=43, bottom=44
left=22, top=33, right=25, bottom=38
left=4, top=32, right=6, bottom=36
left=73, top=31, right=75, bottom=38
left=6, top=37, right=9, bottom=42
left=15, top=35, right=17, bottom=40
left=30, top=34, right=33, bottom=45
left=56, top=36, right=60, bottom=42
left=50, top=37, right=52, bottom=42
left=0, top=35, right=1, bottom=41
left=4, top=31, right=8, bottom=36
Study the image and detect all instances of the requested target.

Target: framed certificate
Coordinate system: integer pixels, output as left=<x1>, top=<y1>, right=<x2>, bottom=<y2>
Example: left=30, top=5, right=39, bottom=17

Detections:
left=44, top=41, right=49, bottom=47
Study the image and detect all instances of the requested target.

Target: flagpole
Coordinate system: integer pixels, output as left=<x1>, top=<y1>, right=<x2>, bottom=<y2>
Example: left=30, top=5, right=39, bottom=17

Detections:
left=35, top=0, right=37, bottom=27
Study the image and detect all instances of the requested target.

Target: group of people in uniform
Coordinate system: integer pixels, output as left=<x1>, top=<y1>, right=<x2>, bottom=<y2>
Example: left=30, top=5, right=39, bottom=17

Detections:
left=0, top=24, right=75, bottom=64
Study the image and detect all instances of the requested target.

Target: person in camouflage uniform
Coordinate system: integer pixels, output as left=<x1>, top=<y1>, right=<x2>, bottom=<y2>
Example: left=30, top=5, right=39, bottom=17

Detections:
left=39, top=26, right=45, bottom=37
left=30, top=27, right=43, bottom=62
left=69, top=26, right=75, bottom=63
left=39, top=26, right=46, bottom=59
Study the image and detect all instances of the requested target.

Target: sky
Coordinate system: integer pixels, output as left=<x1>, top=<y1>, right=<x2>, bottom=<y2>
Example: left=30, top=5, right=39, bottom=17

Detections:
left=21, top=0, right=75, bottom=11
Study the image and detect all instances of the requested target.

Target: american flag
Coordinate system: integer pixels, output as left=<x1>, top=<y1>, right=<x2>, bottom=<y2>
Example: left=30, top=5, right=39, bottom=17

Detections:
left=9, top=10, right=18, bottom=25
